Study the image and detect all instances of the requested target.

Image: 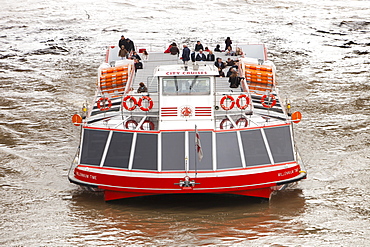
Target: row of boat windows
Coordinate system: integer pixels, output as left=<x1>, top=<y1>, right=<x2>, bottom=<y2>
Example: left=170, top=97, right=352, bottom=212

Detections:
left=162, top=76, right=210, bottom=95
left=80, top=126, right=294, bottom=170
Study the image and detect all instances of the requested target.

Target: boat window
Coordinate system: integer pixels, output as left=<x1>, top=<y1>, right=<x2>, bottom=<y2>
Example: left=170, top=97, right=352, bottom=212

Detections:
left=103, top=132, right=133, bottom=169
left=132, top=133, right=158, bottom=170
left=80, top=129, right=109, bottom=166
left=162, top=132, right=185, bottom=170
left=216, top=132, right=243, bottom=169
left=188, top=131, right=213, bottom=170
left=264, top=126, right=295, bottom=163
left=240, top=129, right=271, bottom=166
left=162, top=76, right=210, bottom=95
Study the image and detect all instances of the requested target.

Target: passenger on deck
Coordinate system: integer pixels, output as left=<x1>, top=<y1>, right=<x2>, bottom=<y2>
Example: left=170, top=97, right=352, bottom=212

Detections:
left=235, top=47, right=243, bottom=56
left=164, top=44, right=172, bottom=53
left=225, top=37, right=232, bottom=50
left=131, top=51, right=141, bottom=60
left=225, top=46, right=236, bottom=56
left=207, top=50, right=215, bottom=61
left=118, top=35, right=128, bottom=49
left=214, top=57, right=226, bottom=70
left=195, top=50, right=207, bottom=61
left=194, top=41, right=204, bottom=52
left=226, top=67, right=236, bottom=77
left=170, top=43, right=180, bottom=56
left=228, top=70, right=239, bottom=88
left=214, top=44, right=222, bottom=52
left=226, top=58, right=235, bottom=66
left=204, top=47, right=210, bottom=52
left=137, top=82, right=148, bottom=93
left=118, top=45, right=128, bottom=59
left=134, top=59, right=143, bottom=73
left=181, top=44, right=191, bottom=64
left=125, top=38, right=135, bottom=52
left=142, top=50, right=149, bottom=60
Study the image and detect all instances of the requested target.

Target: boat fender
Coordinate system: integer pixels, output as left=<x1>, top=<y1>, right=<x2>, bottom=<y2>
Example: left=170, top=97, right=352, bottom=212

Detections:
left=220, top=95, right=235, bottom=111
left=138, top=96, right=154, bottom=111
left=220, top=119, right=234, bottom=129
left=236, top=117, right=248, bottom=128
left=96, top=97, right=112, bottom=111
left=122, top=95, right=137, bottom=111
left=140, top=120, right=155, bottom=130
left=236, top=95, right=250, bottom=110
left=261, top=94, right=276, bottom=108
left=125, top=120, right=138, bottom=129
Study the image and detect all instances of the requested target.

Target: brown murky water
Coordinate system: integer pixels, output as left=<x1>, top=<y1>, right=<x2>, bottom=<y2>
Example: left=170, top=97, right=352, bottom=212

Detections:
left=1, top=0, right=369, bottom=246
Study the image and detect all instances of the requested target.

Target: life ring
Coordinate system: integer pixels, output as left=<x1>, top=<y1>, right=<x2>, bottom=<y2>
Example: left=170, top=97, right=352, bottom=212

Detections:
left=236, top=118, right=248, bottom=128
left=138, top=96, right=154, bottom=111
left=96, top=97, right=112, bottom=111
left=140, top=120, right=155, bottom=130
left=220, top=95, right=235, bottom=111
left=236, top=95, right=250, bottom=110
left=220, top=119, right=234, bottom=130
left=261, top=94, right=276, bottom=108
left=125, top=120, right=138, bottom=129
left=122, top=95, right=137, bottom=111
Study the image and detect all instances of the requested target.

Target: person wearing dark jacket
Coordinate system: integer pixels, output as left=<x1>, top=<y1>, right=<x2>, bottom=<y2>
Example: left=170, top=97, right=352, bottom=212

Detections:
left=225, top=37, right=232, bottom=50
left=194, top=41, right=204, bottom=52
left=125, top=38, right=135, bottom=52
left=182, top=44, right=190, bottom=64
left=214, top=57, right=226, bottom=69
left=134, top=59, right=143, bottom=73
left=207, top=51, right=215, bottom=61
left=214, top=44, right=222, bottom=52
left=170, top=43, right=180, bottom=56
left=118, top=36, right=128, bottom=49
left=195, top=50, right=207, bottom=61
left=228, top=70, right=239, bottom=88
left=137, top=82, right=148, bottom=93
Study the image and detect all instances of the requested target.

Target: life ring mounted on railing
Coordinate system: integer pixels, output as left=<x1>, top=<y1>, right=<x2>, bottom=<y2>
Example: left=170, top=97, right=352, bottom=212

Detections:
left=261, top=94, right=276, bottom=108
left=122, top=95, right=137, bottom=111
left=220, top=118, right=234, bottom=129
left=138, top=96, right=154, bottom=111
left=236, top=95, right=250, bottom=110
left=96, top=97, right=112, bottom=111
left=140, top=120, right=155, bottom=130
left=125, top=120, right=138, bottom=129
left=220, top=95, right=235, bottom=111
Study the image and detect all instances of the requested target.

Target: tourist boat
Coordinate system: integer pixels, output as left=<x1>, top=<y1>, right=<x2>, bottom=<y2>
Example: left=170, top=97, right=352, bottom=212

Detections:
left=68, top=42, right=307, bottom=201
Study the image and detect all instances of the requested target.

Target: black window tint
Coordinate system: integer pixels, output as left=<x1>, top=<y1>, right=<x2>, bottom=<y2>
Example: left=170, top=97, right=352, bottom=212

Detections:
left=132, top=133, right=158, bottom=170
left=80, top=129, right=109, bottom=166
left=162, top=132, right=185, bottom=170
left=189, top=131, right=213, bottom=170
left=240, top=129, right=271, bottom=166
left=216, top=132, right=242, bottom=169
left=264, top=126, right=294, bottom=163
left=103, top=132, right=133, bottom=168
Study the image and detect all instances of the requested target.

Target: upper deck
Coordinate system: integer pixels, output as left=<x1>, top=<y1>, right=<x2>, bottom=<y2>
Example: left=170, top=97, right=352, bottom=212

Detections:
left=85, top=44, right=288, bottom=131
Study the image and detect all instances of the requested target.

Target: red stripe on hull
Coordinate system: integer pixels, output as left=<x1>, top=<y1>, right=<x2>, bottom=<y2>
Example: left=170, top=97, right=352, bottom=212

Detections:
left=74, top=165, right=300, bottom=201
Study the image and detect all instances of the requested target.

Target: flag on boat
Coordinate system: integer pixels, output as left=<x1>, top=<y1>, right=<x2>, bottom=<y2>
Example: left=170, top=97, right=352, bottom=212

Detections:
left=195, top=125, right=203, bottom=161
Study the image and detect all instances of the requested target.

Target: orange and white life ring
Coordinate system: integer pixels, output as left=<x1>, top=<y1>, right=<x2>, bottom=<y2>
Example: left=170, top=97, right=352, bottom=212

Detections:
left=71, top=114, right=83, bottom=126
left=122, top=95, right=137, bottom=111
left=138, top=96, right=154, bottom=111
left=236, top=118, right=248, bottom=128
left=220, top=95, right=235, bottom=111
left=220, top=119, right=234, bottom=129
left=125, top=120, right=138, bottom=129
left=140, top=120, right=155, bottom=130
left=236, top=95, right=250, bottom=110
left=97, top=97, right=112, bottom=111
left=261, top=94, right=276, bottom=108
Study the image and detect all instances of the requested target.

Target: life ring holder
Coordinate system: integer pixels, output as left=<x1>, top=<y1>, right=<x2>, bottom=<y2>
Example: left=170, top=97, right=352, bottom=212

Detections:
left=122, top=95, right=137, bottom=111
left=138, top=96, right=154, bottom=111
left=261, top=94, right=276, bottom=108
left=220, top=95, right=235, bottom=111
left=236, top=118, right=248, bottom=128
left=220, top=118, right=234, bottom=130
left=236, top=95, right=250, bottom=110
left=140, top=120, right=155, bottom=130
left=124, top=120, right=138, bottom=129
left=97, top=97, right=112, bottom=111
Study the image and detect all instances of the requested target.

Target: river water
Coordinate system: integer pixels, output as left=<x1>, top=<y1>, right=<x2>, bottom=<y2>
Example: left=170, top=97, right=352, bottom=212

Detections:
left=0, top=0, right=369, bottom=246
